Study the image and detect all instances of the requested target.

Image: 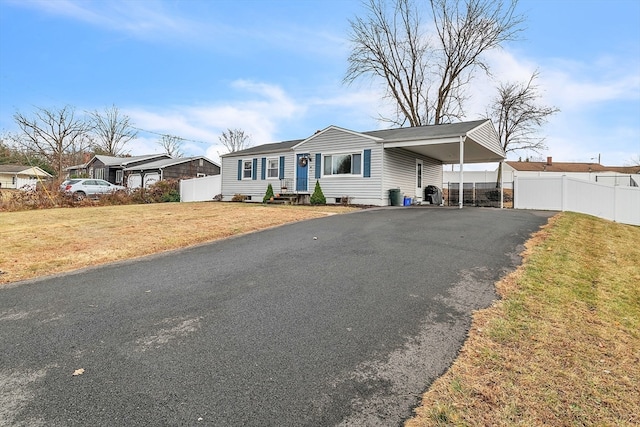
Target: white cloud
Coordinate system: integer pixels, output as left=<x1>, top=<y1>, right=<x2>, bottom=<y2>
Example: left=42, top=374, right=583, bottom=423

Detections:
left=123, top=80, right=309, bottom=162
left=10, top=0, right=201, bottom=41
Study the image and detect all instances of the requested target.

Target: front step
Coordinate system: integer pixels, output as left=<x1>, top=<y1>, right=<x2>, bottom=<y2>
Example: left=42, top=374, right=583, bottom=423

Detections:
left=266, top=194, right=310, bottom=205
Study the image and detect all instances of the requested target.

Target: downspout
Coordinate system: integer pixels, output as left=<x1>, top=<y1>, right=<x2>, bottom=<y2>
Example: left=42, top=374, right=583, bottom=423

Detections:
left=458, top=135, right=464, bottom=209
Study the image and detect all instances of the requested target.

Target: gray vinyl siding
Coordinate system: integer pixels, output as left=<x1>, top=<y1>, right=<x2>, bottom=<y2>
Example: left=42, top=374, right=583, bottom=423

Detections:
left=383, top=148, right=442, bottom=203
left=468, top=120, right=504, bottom=157
left=296, top=128, right=384, bottom=205
left=221, top=151, right=295, bottom=201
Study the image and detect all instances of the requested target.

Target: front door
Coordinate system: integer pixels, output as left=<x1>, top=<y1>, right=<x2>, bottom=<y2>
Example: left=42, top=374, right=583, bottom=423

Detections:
left=296, top=153, right=309, bottom=192
left=416, top=159, right=423, bottom=201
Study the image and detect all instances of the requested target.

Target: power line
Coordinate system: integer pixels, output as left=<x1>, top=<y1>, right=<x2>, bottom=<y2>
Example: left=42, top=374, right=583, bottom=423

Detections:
left=130, top=126, right=220, bottom=146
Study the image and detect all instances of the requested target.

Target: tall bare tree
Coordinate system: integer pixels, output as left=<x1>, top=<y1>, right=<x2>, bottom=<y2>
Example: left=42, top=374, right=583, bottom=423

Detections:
left=345, top=0, right=431, bottom=126
left=487, top=71, right=559, bottom=186
left=13, top=105, right=92, bottom=177
left=89, top=105, right=137, bottom=156
left=219, top=128, right=251, bottom=152
left=157, top=134, right=184, bottom=158
left=345, top=0, right=524, bottom=126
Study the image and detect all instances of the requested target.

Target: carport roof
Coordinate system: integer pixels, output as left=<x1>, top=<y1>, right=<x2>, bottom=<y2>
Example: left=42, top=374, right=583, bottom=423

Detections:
left=363, top=119, right=505, bottom=164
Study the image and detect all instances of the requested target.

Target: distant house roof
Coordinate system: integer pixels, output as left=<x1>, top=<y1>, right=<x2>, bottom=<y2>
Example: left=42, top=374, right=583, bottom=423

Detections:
left=91, top=154, right=171, bottom=167
left=0, top=164, right=53, bottom=177
left=123, top=156, right=219, bottom=171
left=506, top=159, right=640, bottom=174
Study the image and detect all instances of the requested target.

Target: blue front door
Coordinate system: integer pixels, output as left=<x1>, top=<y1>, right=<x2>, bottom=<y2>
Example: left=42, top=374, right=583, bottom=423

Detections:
left=296, top=153, right=309, bottom=192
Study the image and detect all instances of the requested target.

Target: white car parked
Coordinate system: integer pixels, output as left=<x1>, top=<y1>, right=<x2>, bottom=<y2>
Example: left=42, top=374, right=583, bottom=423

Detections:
left=62, top=179, right=125, bottom=200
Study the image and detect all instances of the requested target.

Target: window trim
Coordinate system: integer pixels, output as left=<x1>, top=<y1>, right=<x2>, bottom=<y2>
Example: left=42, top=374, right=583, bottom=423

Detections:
left=266, top=157, right=279, bottom=179
left=322, top=151, right=363, bottom=177
left=242, top=160, right=253, bottom=180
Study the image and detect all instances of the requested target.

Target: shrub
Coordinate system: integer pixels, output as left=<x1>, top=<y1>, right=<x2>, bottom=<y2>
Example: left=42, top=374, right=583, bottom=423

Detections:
left=310, top=180, right=326, bottom=205
left=231, top=194, right=247, bottom=202
left=129, top=179, right=180, bottom=204
left=263, top=183, right=275, bottom=203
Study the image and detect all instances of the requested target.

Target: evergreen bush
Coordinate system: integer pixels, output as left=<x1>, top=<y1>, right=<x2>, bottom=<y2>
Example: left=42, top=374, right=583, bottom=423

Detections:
left=263, top=183, right=275, bottom=203
left=310, top=180, right=326, bottom=205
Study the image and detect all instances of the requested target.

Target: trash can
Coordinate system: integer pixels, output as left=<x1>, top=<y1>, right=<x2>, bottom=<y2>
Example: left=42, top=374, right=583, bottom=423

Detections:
left=389, top=188, right=402, bottom=206
left=403, top=196, right=412, bottom=206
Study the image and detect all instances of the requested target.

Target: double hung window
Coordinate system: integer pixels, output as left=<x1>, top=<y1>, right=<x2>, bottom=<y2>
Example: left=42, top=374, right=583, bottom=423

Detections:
left=267, top=158, right=279, bottom=178
left=243, top=160, right=253, bottom=179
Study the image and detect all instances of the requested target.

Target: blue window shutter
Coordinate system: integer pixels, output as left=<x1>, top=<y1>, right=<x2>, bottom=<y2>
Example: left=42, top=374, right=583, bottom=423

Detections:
left=237, top=160, right=242, bottom=180
left=279, top=156, right=285, bottom=179
left=315, top=153, right=321, bottom=179
left=261, top=157, right=266, bottom=180
left=363, top=149, right=371, bottom=178
left=252, top=158, right=257, bottom=180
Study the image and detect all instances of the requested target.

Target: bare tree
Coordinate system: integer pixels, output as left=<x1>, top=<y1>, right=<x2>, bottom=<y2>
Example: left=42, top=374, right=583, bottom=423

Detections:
left=13, top=105, right=92, bottom=177
left=89, top=105, right=137, bottom=156
left=345, top=0, right=524, bottom=126
left=219, top=128, right=251, bottom=152
left=487, top=71, right=559, bottom=186
left=157, top=134, right=184, bottom=158
left=345, top=0, right=431, bottom=126
left=430, top=0, right=523, bottom=124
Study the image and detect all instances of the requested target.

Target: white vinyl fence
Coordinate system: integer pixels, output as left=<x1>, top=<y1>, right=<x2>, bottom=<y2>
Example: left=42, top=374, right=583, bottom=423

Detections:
left=179, top=175, right=221, bottom=202
left=514, top=176, right=640, bottom=226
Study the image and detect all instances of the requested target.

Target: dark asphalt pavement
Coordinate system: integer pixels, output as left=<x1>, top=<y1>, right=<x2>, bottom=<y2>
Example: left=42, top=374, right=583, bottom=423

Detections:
left=0, top=207, right=553, bottom=426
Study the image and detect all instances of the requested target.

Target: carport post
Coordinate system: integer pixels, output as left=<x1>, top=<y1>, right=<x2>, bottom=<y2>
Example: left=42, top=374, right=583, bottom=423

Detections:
left=458, top=135, right=464, bottom=209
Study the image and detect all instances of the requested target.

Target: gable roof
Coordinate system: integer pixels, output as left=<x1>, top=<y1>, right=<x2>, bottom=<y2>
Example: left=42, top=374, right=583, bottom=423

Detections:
left=506, top=161, right=640, bottom=174
left=220, top=119, right=503, bottom=164
left=88, top=154, right=171, bottom=167
left=220, top=139, right=303, bottom=157
left=123, top=156, right=219, bottom=171
left=0, top=164, right=53, bottom=177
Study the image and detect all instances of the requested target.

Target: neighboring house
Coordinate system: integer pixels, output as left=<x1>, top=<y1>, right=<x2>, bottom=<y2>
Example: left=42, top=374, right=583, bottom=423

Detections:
left=220, top=120, right=504, bottom=206
left=124, top=156, right=221, bottom=189
left=85, top=154, right=172, bottom=185
left=65, top=154, right=171, bottom=184
left=443, top=157, right=640, bottom=187
left=0, top=165, right=53, bottom=189
left=505, top=157, right=639, bottom=186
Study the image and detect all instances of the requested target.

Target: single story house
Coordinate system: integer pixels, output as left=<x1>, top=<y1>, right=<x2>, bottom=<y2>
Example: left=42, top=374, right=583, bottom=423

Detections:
left=505, top=157, right=639, bottom=186
left=0, top=165, right=53, bottom=189
left=220, top=119, right=505, bottom=206
left=124, top=156, right=221, bottom=188
left=66, top=154, right=171, bottom=185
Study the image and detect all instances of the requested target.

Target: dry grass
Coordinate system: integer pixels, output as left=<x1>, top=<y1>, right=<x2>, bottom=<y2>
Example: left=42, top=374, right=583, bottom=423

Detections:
left=0, top=202, right=357, bottom=284
left=406, top=212, right=640, bottom=426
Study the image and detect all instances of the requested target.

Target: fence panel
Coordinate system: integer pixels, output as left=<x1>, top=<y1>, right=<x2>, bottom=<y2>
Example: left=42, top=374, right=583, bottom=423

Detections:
left=514, top=176, right=640, bottom=226
left=180, top=175, right=221, bottom=202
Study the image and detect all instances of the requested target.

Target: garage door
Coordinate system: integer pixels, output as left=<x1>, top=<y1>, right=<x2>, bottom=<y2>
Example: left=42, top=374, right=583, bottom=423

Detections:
left=144, top=173, right=160, bottom=188
left=128, top=174, right=142, bottom=189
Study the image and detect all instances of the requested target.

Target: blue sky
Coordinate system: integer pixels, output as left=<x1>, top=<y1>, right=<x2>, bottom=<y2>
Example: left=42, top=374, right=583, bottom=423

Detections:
left=1, top=0, right=639, bottom=168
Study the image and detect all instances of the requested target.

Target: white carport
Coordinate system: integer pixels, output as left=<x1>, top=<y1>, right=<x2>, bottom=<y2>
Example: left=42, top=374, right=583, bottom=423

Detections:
left=365, top=120, right=505, bottom=208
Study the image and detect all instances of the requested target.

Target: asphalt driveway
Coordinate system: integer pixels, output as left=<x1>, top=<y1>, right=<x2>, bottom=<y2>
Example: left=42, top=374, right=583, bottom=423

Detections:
left=0, top=207, right=553, bottom=426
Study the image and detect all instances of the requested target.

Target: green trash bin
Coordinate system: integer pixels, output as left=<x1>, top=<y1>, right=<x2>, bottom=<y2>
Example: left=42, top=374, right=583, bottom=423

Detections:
left=389, top=188, right=402, bottom=206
